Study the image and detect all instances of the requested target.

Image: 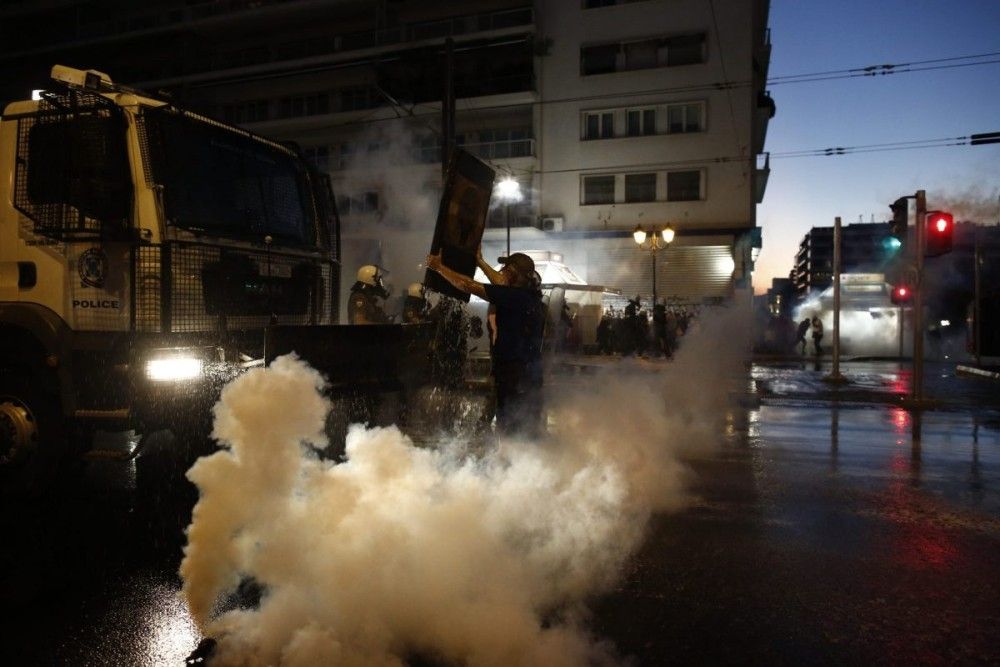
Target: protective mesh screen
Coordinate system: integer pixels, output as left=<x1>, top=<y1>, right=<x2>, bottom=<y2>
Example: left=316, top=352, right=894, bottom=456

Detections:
left=133, top=242, right=334, bottom=333
left=13, top=90, right=131, bottom=240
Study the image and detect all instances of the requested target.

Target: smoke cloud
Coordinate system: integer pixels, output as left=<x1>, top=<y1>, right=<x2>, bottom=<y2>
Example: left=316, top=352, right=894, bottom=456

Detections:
left=180, top=305, right=750, bottom=665
left=929, top=184, right=1000, bottom=224
left=794, top=289, right=903, bottom=357
left=336, top=120, right=443, bottom=305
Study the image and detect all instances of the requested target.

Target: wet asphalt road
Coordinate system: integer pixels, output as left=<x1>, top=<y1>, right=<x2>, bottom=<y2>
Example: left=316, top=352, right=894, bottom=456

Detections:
left=2, top=361, right=998, bottom=666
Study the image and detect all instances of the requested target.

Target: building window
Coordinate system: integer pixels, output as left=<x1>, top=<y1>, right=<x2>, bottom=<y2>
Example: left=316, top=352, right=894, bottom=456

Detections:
left=414, top=136, right=439, bottom=163
left=221, top=100, right=269, bottom=124
left=667, top=170, right=701, bottom=201
left=626, top=108, right=656, bottom=136
left=625, top=173, right=657, bottom=202
left=665, top=34, right=706, bottom=66
left=583, top=111, right=615, bottom=139
left=331, top=142, right=356, bottom=170
left=624, top=40, right=658, bottom=70
left=337, top=191, right=380, bottom=215
left=340, top=86, right=373, bottom=112
left=278, top=93, right=329, bottom=119
left=302, top=145, right=329, bottom=171
left=582, top=175, right=616, bottom=205
left=667, top=102, right=705, bottom=133
left=580, top=44, right=619, bottom=75
left=582, top=34, right=705, bottom=75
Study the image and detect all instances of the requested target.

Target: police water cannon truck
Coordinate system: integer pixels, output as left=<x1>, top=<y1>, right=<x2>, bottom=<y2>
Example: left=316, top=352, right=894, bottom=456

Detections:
left=0, top=66, right=368, bottom=492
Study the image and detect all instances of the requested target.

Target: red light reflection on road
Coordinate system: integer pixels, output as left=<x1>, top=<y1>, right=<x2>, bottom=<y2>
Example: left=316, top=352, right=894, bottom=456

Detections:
left=891, top=408, right=910, bottom=442
left=884, top=486, right=960, bottom=572
left=885, top=365, right=912, bottom=396
left=890, top=450, right=910, bottom=473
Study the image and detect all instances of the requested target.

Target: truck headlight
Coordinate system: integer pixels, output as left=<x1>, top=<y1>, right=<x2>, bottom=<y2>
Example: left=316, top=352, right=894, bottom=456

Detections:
left=146, top=356, right=204, bottom=382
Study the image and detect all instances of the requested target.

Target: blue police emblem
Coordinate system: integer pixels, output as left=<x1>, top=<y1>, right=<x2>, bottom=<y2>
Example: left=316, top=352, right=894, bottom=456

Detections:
left=78, top=248, right=108, bottom=288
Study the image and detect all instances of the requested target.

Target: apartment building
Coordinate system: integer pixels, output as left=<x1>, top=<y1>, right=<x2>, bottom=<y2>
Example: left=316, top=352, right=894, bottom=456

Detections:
left=790, top=222, right=894, bottom=298
left=1, top=0, right=772, bottom=307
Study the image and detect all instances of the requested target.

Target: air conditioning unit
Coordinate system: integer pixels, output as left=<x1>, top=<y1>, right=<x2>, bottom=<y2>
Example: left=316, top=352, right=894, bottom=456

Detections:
left=540, top=216, right=564, bottom=232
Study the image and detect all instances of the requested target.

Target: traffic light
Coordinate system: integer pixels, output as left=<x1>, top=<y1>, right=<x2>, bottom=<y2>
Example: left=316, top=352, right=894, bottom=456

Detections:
left=886, top=197, right=908, bottom=254
left=890, top=284, right=913, bottom=305
left=925, top=210, right=954, bottom=256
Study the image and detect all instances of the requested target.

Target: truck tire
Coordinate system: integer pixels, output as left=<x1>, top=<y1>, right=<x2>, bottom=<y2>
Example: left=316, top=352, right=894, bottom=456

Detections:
left=0, top=375, right=67, bottom=496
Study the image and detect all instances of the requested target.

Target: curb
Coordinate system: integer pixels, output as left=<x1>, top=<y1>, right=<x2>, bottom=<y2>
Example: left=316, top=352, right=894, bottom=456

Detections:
left=956, top=365, right=1000, bottom=381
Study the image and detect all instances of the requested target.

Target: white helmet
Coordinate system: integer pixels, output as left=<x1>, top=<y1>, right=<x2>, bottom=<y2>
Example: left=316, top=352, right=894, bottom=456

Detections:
left=357, top=265, right=383, bottom=287
left=407, top=282, right=424, bottom=299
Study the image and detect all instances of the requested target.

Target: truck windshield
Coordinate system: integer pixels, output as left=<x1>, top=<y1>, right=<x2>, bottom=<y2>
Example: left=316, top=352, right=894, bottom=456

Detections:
left=140, top=108, right=316, bottom=246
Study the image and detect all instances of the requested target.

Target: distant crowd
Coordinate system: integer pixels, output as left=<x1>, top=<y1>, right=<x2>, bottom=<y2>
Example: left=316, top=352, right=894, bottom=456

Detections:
left=596, top=297, right=699, bottom=358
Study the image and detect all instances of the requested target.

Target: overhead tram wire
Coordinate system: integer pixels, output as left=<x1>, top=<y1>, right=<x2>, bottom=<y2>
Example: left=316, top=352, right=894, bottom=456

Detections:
left=766, top=50, right=1000, bottom=83
left=286, top=51, right=998, bottom=174
left=769, top=135, right=970, bottom=158
left=528, top=133, right=992, bottom=176
left=292, top=51, right=1000, bottom=136
left=286, top=50, right=1000, bottom=136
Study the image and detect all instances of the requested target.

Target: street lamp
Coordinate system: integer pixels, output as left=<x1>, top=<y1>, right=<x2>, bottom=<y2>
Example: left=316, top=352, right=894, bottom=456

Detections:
left=633, top=225, right=675, bottom=305
left=495, top=176, right=522, bottom=256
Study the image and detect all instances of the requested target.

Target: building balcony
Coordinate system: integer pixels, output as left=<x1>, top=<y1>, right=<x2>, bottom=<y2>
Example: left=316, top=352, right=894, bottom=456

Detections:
left=752, top=91, right=776, bottom=155
left=486, top=202, right=536, bottom=230
left=754, top=152, right=770, bottom=204
left=413, top=138, right=536, bottom=165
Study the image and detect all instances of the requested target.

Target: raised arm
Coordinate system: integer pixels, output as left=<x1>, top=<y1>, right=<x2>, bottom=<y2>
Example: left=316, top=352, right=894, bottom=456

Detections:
left=476, top=246, right=505, bottom=285
left=426, top=251, right=487, bottom=300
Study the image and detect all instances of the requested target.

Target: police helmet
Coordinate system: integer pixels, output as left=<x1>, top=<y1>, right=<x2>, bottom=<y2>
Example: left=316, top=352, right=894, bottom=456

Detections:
left=357, top=265, right=383, bottom=287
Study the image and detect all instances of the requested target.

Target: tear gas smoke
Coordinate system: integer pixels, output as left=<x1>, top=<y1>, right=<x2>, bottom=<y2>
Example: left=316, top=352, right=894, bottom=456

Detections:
left=795, top=288, right=902, bottom=357
left=337, top=121, right=442, bottom=301
left=180, top=306, right=750, bottom=665
left=929, top=184, right=1000, bottom=224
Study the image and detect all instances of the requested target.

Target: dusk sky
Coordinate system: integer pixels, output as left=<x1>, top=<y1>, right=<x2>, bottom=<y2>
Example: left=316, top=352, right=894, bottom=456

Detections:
left=754, top=0, right=1000, bottom=293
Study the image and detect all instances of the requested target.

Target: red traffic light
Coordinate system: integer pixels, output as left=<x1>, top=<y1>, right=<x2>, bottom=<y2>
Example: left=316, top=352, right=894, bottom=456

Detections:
left=929, top=212, right=951, bottom=234
left=890, top=284, right=912, bottom=305
left=925, top=211, right=954, bottom=256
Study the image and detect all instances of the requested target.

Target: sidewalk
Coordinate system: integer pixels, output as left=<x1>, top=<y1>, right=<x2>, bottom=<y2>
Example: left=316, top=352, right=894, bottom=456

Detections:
left=750, top=358, right=1000, bottom=408
left=551, top=352, right=1000, bottom=408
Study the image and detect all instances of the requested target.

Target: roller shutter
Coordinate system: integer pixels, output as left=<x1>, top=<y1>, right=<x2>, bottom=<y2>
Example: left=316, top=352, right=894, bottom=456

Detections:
left=586, top=238, right=733, bottom=302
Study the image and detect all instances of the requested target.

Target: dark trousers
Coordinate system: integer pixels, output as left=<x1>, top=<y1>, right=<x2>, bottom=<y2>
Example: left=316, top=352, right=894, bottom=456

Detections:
left=494, top=360, right=542, bottom=437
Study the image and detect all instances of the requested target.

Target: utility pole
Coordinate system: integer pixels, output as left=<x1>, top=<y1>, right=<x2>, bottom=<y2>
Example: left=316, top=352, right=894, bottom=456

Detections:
left=824, top=217, right=846, bottom=383
left=974, top=229, right=982, bottom=367
left=913, top=189, right=927, bottom=401
left=441, top=38, right=455, bottom=181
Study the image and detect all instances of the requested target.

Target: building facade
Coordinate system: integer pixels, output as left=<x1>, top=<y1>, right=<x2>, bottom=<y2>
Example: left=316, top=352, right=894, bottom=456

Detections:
left=1, top=0, right=773, bottom=309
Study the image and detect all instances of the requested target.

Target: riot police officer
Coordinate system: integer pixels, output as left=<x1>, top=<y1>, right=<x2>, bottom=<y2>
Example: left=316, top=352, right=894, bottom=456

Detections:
left=401, top=282, right=430, bottom=324
left=349, top=265, right=391, bottom=324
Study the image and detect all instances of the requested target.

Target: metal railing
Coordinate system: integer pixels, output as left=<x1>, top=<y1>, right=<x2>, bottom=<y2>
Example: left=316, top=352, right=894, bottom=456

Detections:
left=411, top=137, right=535, bottom=165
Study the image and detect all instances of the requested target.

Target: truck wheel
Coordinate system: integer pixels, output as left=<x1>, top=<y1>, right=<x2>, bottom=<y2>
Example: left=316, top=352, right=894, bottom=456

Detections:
left=0, top=377, right=66, bottom=496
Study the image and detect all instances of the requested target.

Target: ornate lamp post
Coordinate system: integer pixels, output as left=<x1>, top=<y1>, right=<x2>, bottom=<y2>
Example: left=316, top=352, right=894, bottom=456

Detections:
left=632, top=225, right=675, bottom=305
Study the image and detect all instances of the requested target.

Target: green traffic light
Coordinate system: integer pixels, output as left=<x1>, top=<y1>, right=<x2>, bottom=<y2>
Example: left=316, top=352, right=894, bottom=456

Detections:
left=883, top=237, right=902, bottom=251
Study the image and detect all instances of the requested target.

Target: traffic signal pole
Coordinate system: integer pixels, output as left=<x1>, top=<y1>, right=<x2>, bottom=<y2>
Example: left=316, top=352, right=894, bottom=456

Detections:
left=913, top=189, right=926, bottom=402
left=824, top=216, right=846, bottom=383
